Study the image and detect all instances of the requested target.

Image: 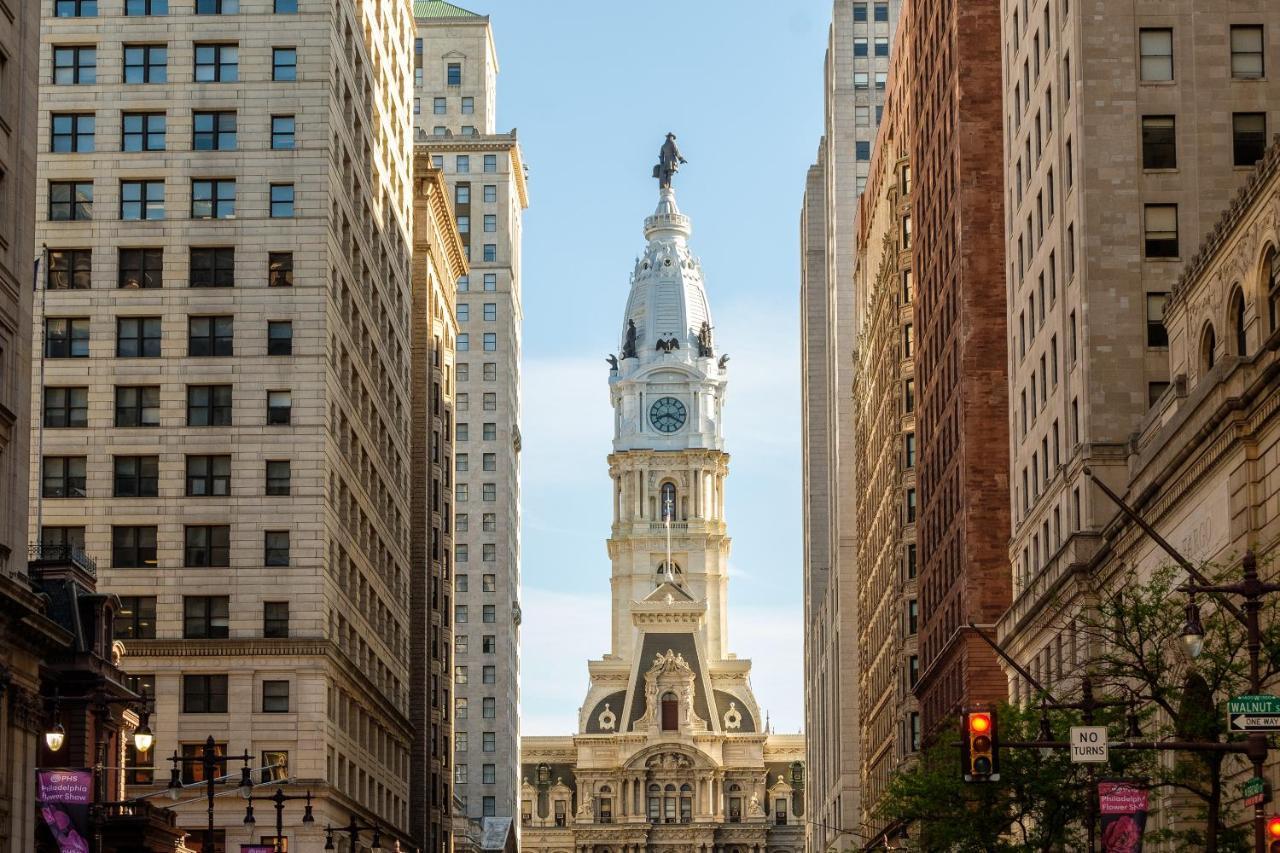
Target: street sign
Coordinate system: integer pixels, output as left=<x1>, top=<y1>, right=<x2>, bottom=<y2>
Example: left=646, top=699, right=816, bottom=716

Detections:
left=1228, top=695, right=1280, bottom=731
left=1069, top=726, right=1108, bottom=763
left=1243, top=776, right=1267, bottom=807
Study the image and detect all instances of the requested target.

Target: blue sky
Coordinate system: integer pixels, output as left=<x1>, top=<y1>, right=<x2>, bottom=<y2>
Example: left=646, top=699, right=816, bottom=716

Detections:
left=481, top=0, right=833, bottom=735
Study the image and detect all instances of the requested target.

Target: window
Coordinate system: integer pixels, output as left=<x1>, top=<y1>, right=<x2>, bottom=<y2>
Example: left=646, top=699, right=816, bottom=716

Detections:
left=24, top=304, right=75, bottom=363
left=42, top=456, right=86, bottom=498
left=873, top=1, right=887, bottom=21
left=48, top=250, right=91, bottom=290
left=184, top=596, right=229, bottom=638
left=272, top=48, right=296, bottom=81
left=907, top=600, right=918, bottom=634
left=188, top=316, right=233, bottom=356
left=191, top=180, right=235, bottom=219
left=117, top=317, right=161, bottom=357
left=484, top=155, right=497, bottom=173
left=274, top=0, right=296, bottom=12
left=123, top=44, right=166, bottom=83
left=456, top=184, right=471, bottom=204
left=187, top=385, right=233, bottom=426
left=483, top=244, right=496, bottom=262
left=1143, top=205, right=1178, bottom=258
left=457, top=216, right=470, bottom=235
left=270, top=115, right=295, bottom=149
left=1202, top=323, right=1218, bottom=372
left=267, top=321, right=293, bottom=356
left=905, top=489, right=916, bottom=523
left=53, top=46, right=96, bottom=84
left=1231, top=25, right=1264, bottom=79
left=482, top=697, right=495, bottom=718
left=1140, top=116, right=1176, bottom=169
left=186, top=455, right=230, bottom=496
left=456, top=764, right=468, bottom=784
left=264, top=602, right=289, bottom=637
left=1146, top=293, right=1169, bottom=347
left=458, top=304, right=471, bottom=323
left=482, top=604, right=496, bottom=622
left=49, top=181, right=93, bottom=221
left=853, top=3, right=866, bottom=21
left=902, top=323, right=913, bottom=358
left=269, top=184, right=294, bottom=218
left=482, top=573, right=496, bottom=591
left=120, top=180, right=165, bottom=221
left=111, top=455, right=157, bottom=494
left=875, top=71, right=887, bottom=90
left=854, top=37, right=868, bottom=57
left=1139, top=29, right=1173, bottom=81
left=264, top=531, right=290, bottom=566
left=482, top=454, right=496, bottom=472
left=483, top=273, right=497, bottom=291
left=196, top=0, right=237, bottom=11
left=1233, top=113, right=1267, bottom=167
left=182, top=675, right=228, bottom=713
left=483, top=214, right=496, bottom=233
left=191, top=248, right=235, bottom=287
left=483, top=333, right=497, bottom=351
left=482, top=635, right=496, bottom=653
left=51, top=114, right=94, bottom=152
left=1232, top=289, right=1247, bottom=356
left=260, top=751, right=289, bottom=786
left=1148, top=381, right=1170, bottom=408
left=115, top=596, right=156, bottom=639
left=458, top=333, right=469, bottom=351
left=267, top=391, right=291, bottom=424
left=265, top=460, right=290, bottom=495
left=456, top=155, right=470, bottom=173
left=447, top=62, right=461, bottom=85
left=432, top=97, right=447, bottom=115
left=875, top=37, right=889, bottom=57
left=44, top=387, right=89, bottom=428
left=125, top=0, right=167, bottom=13
left=269, top=253, right=293, bottom=287
left=482, top=513, right=496, bottom=531
left=194, top=43, right=238, bottom=82
left=856, top=141, right=871, bottom=160
left=193, top=111, right=236, bottom=150
left=482, top=423, right=496, bottom=441
left=1267, top=247, right=1280, bottom=332
left=112, top=526, right=157, bottom=567
left=116, top=386, right=160, bottom=427
left=855, top=105, right=870, bottom=126
left=482, top=363, right=497, bottom=381
left=122, top=113, right=165, bottom=151
left=262, top=681, right=290, bottom=712
left=903, top=378, right=915, bottom=412
left=904, top=433, right=915, bottom=468
left=55, top=0, right=96, bottom=14
left=185, top=525, right=230, bottom=567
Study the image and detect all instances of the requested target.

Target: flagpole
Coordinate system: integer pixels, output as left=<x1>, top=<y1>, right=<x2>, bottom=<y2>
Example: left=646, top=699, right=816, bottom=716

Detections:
left=664, top=493, right=674, bottom=584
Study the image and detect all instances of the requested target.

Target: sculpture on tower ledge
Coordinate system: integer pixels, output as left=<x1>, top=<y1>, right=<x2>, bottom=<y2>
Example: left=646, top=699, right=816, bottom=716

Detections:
left=622, top=318, right=638, bottom=359
left=652, top=132, right=687, bottom=189
left=698, top=321, right=714, bottom=357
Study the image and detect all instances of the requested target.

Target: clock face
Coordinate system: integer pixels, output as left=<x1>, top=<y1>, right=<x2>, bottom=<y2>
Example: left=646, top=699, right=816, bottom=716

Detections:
left=649, top=397, right=687, bottom=433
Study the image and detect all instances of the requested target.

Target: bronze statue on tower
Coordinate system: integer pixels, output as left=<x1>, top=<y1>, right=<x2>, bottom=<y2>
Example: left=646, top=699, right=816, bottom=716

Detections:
left=653, top=132, right=687, bottom=189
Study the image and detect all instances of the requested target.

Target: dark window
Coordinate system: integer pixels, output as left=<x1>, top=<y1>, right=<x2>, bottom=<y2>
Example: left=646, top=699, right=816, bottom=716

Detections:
left=114, top=596, right=156, bottom=639
left=272, top=48, right=296, bottom=81
left=267, top=321, right=293, bottom=355
left=262, top=680, right=290, bottom=712
left=1140, top=115, right=1175, bottom=169
left=47, top=249, right=92, bottom=290
left=184, top=525, right=231, bottom=567
left=44, top=387, right=88, bottom=428
left=55, top=0, right=96, bottom=15
left=856, top=141, right=870, bottom=160
left=113, top=455, right=159, bottom=497
left=53, top=46, right=96, bottom=84
left=117, top=316, right=161, bottom=357
left=112, top=526, right=158, bottom=567
left=125, top=743, right=154, bottom=785
left=874, top=36, right=889, bottom=57
left=190, top=248, right=235, bottom=287
left=120, top=180, right=165, bottom=220
left=49, top=181, right=93, bottom=220
left=263, top=602, right=289, bottom=637
left=45, top=318, right=89, bottom=358
left=187, top=385, right=233, bottom=426
left=179, top=742, right=226, bottom=784
left=1146, top=293, right=1170, bottom=347
left=122, top=113, right=166, bottom=151
left=182, top=676, right=228, bottom=713
left=191, top=179, right=235, bottom=219
left=194, top=43, right=238, bottom=82
left=42, top=456, right=86, bottom=498
left=1233, top=113, right=1267, bottom=167
left=270, top=115, right=295, bottom=149
left=482, top=244, right=496, bottom=262
left=184, top=596, right=229, bottom=638
left=873, top=1, right=888, bottom=21
left=1143, top=205, right=1178, bottom=258
left=267, top=391, right=291, bottom=425
left=269, top=184, right=294, bottom=218
left=113, top=385, right=162, bottom=428
left=447, top=62, right=461, bottom=85
left=120, top=248, right=163, bottom=289
left=264, top=531, right=290, bottom=566
left=51, top=113, right=95, bottom=152
left=188, top=316, right=234, bottom=356
left=265, top=460, right=290, bottom=495
left=186, top=455, right=231, bottom=496
left=192, top=111, right=236, bottom=150
left=41, top=526, right=86, bottom=553
left=268, top=253, right=293, bottom=287
left=1232, top=289, right=1248, bottom=355
left=123, top=44, right=166, bottom=83
left=195, top=0, right=237, bottom=11
left=1267, top=248, right=1280, bottom=333
left=1231, top=25, right=1264, bottom=79
left=907, top=600, right=918, bottom=634
left=1148, top=381, right=1170, bottom=408
left=661, top=692, right=678, bottom=731
left=274, top=0, right=296, bottom=12
left=124, top=0, right=166, bottom=14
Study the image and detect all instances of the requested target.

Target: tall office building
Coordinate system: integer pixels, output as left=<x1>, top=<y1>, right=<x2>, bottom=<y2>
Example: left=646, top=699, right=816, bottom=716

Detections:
left=30, top=0, right=420, bottom=847
left=905, top=0, right=1011, bottom=735
left=414, top=0, right=529, bottom=824
left=799, top=1, right=898, bottom=849
left=995, top=0, right=1280, bottom=686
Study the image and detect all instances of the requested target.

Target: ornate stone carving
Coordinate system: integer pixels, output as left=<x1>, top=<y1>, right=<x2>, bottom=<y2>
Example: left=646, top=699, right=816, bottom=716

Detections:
left=723, top=702, right=742, bottom=731
left=598, top=703, right=617, bottom=732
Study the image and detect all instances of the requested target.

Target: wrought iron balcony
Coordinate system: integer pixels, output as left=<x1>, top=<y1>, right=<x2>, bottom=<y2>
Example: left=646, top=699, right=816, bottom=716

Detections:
left=28, top=543, right=97, bottom=578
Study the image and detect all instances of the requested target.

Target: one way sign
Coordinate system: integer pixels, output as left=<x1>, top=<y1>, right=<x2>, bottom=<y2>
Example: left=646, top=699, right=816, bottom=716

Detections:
left=1228, top=695, right=1280, bottom=732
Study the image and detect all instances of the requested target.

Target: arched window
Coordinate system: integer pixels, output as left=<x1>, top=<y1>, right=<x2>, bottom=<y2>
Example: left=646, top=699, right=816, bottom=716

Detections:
left=1268, top=246, right=1280, bottom=333
left=664, top=784, right=677, bottom=823
left=661, top=691, right=679, bottom=731
left=1231, top=287, right=1248, bottom=356
left=680, top=783, right=693, bottom=823
left=1202, top=323, right=1217, bottom=372
left=647, top=784, right=661, bottom=822
left=661, top=482, right=676, bottom=521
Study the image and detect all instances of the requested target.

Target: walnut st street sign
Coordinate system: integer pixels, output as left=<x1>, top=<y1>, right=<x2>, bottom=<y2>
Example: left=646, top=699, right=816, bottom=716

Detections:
left=1227, top=694, right=1280, bottom=732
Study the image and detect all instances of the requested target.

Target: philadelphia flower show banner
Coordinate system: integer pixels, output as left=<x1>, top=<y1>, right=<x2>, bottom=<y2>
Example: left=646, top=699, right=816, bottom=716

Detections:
left=1099, top=780, right=1149, bottom=853
left=37, top=770, right=92, bottom=853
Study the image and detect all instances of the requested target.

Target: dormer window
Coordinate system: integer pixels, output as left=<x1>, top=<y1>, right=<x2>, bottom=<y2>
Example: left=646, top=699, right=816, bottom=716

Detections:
left=661, top=691, right=678, bottom=731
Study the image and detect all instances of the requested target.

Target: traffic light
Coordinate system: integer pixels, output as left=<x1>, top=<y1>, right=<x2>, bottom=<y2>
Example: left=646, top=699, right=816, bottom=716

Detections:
left=1267, top=815, right=1280, bottom=852
left=961, top=706, right=999, bottom=782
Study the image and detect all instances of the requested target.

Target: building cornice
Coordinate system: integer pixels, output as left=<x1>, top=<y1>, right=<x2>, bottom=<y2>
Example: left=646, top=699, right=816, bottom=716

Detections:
left=414, top=133, right=529, bottom=209
left=412, top=157, right=469, bottom=282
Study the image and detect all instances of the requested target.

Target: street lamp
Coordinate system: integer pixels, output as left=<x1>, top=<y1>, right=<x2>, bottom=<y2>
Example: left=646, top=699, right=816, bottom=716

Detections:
left=165, top=736, right=256, bottom=850
left=1180, top=597, right=1206, bottom=661
left=325, top=817, right=382, bottom=850
left=245, top=788, right=315, bottom=853
left=44, top=721, right=66, bottom=752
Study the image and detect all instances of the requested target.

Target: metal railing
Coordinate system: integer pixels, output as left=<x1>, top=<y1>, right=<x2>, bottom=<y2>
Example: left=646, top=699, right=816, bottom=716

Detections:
left=28, top=543, right=98, bottom=577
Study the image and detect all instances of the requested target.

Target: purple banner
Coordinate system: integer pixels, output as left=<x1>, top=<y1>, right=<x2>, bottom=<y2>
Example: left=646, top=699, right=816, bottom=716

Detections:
left=1099, top=781, right=1149, bottom=853
left=37, top=770, right=92, bottom=853
left=240, top=847, right=277, bottom=853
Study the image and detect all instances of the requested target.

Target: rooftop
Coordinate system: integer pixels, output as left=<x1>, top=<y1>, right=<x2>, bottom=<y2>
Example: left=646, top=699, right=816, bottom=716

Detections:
left=413, top=0, right=484, bottom=18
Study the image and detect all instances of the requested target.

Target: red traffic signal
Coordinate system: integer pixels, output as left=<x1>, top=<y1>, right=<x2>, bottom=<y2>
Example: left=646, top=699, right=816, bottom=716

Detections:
left=1268, top=815, right=1280, bottom=852
left=961, top=706, right=999, bottom=782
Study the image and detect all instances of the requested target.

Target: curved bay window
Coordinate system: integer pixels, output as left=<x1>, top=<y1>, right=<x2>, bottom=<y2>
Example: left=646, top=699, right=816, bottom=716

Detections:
left=661, top=482, right=677, bottom=521
left=661, top=691, right=679, bottom=731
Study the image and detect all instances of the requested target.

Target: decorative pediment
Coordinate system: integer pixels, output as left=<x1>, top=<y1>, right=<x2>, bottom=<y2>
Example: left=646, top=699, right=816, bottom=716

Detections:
left=644, top=751, right=694, bottom=770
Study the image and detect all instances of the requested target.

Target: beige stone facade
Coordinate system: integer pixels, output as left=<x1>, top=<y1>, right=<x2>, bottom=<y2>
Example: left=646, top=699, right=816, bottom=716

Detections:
left=414, top=1, right=528, bottom=824
left=29, top=0, right=420, bottom=846
left=999, top=0, right=1280, bottom=696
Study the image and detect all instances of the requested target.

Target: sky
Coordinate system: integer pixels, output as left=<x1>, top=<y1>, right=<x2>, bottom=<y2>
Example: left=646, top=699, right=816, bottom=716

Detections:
left=477, top=0, right=834, bottom=736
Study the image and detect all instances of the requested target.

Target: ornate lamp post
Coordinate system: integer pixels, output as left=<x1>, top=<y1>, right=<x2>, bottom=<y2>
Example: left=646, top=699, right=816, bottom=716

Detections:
left=244, top=788, right=315, bottom=852
left=324, top=817, right=383, bottom=850
left=165, top=735, right=256, bottom=851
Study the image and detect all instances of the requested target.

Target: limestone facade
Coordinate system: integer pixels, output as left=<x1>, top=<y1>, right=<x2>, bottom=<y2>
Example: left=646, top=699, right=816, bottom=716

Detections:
left=29, top=0, right=420, bottom=846
left=414, top=1, right=529, bottom=823
left=998, top=0, right=1280, bottom=701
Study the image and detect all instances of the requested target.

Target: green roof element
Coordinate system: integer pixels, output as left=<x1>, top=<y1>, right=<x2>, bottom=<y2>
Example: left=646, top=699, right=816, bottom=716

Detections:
left=414, top=0, right=483, bottom=18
